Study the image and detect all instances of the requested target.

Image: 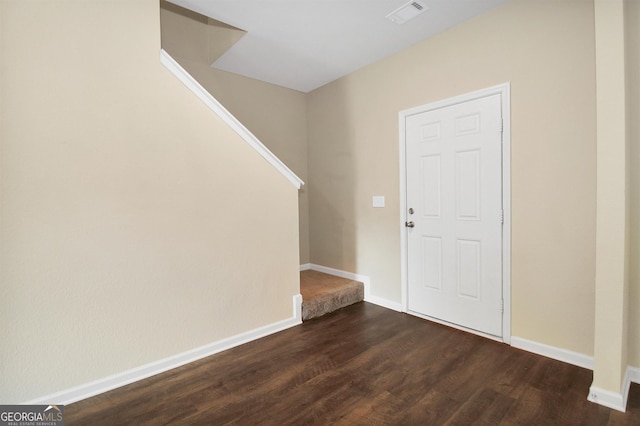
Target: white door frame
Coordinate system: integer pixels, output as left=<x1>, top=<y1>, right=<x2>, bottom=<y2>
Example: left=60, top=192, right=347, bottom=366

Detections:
left=399, top=83, right=511, bottom=344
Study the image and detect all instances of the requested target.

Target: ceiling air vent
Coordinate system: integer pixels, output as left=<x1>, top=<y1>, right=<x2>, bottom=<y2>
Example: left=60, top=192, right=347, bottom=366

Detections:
left=386, top=0, right=429, bottom=24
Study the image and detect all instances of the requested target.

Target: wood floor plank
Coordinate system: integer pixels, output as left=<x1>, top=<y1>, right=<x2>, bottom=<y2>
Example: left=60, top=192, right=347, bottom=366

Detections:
left=66, top=302, right=640, bottom=425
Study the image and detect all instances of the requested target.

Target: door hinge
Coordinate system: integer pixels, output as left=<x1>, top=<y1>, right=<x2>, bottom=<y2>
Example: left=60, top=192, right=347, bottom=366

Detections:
left=500, top=209, right=504, bottom=224
left=501, top=299, right=504, bottom=313
left=500, top=118, right=504, bottom=133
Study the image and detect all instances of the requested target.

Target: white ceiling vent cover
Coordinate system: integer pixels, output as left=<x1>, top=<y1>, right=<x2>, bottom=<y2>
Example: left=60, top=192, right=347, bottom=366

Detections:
left=386, top=0, right=429, bottom=24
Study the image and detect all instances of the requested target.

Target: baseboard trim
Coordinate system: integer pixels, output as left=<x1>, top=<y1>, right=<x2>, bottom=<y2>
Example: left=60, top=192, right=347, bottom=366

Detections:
left=305, top=264, right=402, bottom=312
left=588, top=366, right=640, bottom=412
left=588, top=384, right=627, bottom=412
left=510, top=336, right=594, bottom=370
left=26, top=295, right=302, bottom=405
left=510, top=337, right=639, bottom=412
left=299, top=263, right=311, bottom=271
left=365, top=294, right=403, bottom=312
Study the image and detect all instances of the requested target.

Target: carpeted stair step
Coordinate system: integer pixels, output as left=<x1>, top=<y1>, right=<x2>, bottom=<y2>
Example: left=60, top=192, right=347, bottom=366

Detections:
left=300, top=270, right=364, bottom=321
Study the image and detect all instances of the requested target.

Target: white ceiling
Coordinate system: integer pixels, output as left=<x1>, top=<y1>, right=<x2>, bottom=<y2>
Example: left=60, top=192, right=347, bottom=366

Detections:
left=167, top=0, right=510, bottom=93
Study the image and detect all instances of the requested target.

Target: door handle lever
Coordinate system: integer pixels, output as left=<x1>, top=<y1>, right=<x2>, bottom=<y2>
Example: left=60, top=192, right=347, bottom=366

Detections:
left=405, top=221, right=415, bottom=228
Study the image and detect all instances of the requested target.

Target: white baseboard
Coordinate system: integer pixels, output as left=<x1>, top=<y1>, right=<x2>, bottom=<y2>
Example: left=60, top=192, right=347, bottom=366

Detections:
left=588, top=384, right=627, bottom=412
left=588, top=365, right=640, bottom=412
left=306, top=264, right=370, bottom=286
left=26, top=295, right=302, bottom=405
left=588, top=385, right=626, bottom=412
left=305, top=264, right=402, bottom=311
left=510, top=337, right=640, bottom=412
left=366, top=294, right=403, bottom=312
left=510, top=336, right=594, bottom=370
left=622, top=367, right=633, bottom=407
left=299, top=263, right=311, bottom=271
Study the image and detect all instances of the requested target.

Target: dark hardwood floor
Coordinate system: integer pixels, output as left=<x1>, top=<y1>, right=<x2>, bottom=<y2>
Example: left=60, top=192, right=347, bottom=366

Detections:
left=67, top=302, right=640, bottom=425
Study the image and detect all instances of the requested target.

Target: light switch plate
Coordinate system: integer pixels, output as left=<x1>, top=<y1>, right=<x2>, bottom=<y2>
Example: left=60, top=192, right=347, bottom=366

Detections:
left=372, top=196, right=385, bottom=208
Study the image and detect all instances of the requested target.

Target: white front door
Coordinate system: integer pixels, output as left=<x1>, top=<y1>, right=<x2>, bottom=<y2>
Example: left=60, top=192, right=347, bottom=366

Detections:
left=405, top=93, right=503, bottom=337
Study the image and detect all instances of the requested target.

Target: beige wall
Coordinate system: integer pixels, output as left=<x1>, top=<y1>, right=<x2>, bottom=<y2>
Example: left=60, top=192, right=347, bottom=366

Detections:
left=189, top=67, right=310, bottom=264
left=0, top=0, right=299, bottom=403
left=627, top=0, right=640, bottom=369
left=592, top=0, right=629, bottom=393
left=307, top=0, right=597, bottom=355
left=161, top=4, right=310, bottom=264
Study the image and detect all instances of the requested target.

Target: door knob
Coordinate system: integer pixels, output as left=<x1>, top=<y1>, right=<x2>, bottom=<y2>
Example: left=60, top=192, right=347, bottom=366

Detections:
left=405, top=221, right=415, bottom=228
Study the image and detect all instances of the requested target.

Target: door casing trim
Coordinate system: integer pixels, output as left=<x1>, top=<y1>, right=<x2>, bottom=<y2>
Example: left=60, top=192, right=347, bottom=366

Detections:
left=399, top=82, right=511, bottom=344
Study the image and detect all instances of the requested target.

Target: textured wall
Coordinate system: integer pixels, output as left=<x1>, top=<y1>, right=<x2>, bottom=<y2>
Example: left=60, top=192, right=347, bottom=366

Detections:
left=0, top=0, right=299, bottom=403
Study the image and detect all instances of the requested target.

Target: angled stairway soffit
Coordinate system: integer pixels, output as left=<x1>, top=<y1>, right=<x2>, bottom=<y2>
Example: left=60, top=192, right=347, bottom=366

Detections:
left=160, top=0, right=246, bottom=65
